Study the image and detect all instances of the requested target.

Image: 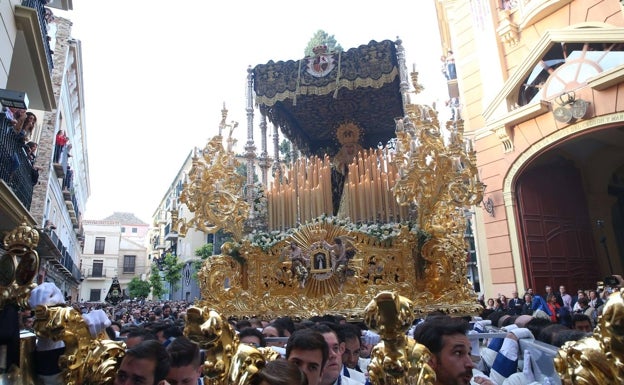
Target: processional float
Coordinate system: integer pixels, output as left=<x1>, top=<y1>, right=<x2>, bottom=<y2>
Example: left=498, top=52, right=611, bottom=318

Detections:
left=2, top=38, right=619, bottom=385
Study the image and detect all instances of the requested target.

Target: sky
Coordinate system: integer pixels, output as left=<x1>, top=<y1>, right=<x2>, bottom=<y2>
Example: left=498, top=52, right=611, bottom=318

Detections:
left=58, top=1, right=446, bottom=224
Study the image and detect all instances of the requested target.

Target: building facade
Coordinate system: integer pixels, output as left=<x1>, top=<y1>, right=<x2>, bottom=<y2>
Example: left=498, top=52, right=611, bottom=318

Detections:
left=80, top=213, right=149, bottom=302
left=1, top=0, right=86, bottom=301
left=150, top=150, right=206, bottom=301
left=436, top=0, right=624, bottom=296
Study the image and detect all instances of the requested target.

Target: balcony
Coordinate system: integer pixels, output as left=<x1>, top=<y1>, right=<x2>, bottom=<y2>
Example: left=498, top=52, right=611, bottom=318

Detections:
left=0, top=114, right=34, bottom=210
left=9, top=0, right=56, bottom=111
left=40, top=228, right=82, bottom=283
left=153, top=235, right=166, bottom=250
left=82, top=267, right=109, bottom=279
left=53, top=145, right=70, bottom=178
left=64, top=189, right=80, bottom=227
left=164, top=223, right=178, bottom=241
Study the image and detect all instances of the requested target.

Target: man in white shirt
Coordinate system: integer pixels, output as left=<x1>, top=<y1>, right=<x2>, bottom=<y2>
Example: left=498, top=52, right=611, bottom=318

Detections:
left=559, top=285, right=573, bottom=311
left=338, top=324, right=366, bottom=383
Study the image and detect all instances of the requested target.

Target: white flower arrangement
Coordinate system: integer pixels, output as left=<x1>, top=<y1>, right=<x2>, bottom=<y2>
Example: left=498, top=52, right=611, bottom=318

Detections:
left=244, top=215, right=423, bottom=251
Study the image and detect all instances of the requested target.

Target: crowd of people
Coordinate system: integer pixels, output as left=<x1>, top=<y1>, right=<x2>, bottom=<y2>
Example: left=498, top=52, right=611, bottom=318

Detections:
left=19, top=277, right=622, bottom=385
left=478, top=282, right=614, bottom=331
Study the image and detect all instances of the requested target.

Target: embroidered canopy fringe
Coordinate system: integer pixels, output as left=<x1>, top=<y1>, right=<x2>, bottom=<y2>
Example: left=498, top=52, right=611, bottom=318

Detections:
left=255, top=68, right=398, bottom=107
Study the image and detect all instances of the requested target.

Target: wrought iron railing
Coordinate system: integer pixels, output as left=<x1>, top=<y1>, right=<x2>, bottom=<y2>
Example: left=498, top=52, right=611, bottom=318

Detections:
left=21, top=0, right=54, bottom=73
left=82, top=267, right=108, bottom=278
left=0, top=113, right=34, bottom=209
left=48, top=229, right=82, bottom=282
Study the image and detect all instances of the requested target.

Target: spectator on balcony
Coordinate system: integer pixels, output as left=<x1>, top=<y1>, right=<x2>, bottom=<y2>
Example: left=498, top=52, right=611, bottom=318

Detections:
left=54, top=130, right=69, bottom=163
left=25, top=141, right=41, bottom=185
left=44, top=8, right=57, bottom=54
left=64, top=165, right=73, bottom=190
left=2, top=106, right=20, bottom=127
left=14, top=111, right=37, bottom=142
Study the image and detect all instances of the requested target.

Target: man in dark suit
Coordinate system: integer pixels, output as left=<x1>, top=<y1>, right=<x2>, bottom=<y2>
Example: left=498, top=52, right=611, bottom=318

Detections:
left=507, top=290, right=524, bottom=315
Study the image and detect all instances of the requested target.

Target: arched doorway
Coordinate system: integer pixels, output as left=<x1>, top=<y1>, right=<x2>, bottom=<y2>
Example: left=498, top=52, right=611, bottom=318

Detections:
left=515, top=158, right=600, bottom=292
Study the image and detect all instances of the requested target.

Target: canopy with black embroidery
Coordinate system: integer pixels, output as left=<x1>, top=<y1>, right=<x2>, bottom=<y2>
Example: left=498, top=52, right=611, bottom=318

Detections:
left=253, top=39, right=404, bottom=157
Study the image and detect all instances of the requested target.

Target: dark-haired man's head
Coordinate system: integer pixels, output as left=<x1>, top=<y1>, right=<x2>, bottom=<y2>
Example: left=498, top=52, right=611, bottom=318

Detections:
left=571, top=313, right=593, bottom=333
left=310, top=324, right=343, bottom=385
left=338, top=323, right=362, bottom=370
left=413, top=316, right=474, bottom=385
left=166, top=336, right=202, bottom=385
left=286, top=328, right=328, bottom=385
left=115, top=340, right=170, bottom=385
left=125, top=327, right=157, bottom=349
left=239, top=327, right=266, bottom=347
left=236, top=319, right=252, bottom=330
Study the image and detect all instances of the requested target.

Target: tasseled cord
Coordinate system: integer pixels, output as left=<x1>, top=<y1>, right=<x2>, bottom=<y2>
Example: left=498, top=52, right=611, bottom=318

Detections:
left=294, top=59, right=303, bottom=106
left=333, top=50, right=342, bottom=99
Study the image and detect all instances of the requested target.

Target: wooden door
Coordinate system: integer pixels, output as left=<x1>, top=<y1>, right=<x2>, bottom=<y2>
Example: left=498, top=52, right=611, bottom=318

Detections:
left=516, top=161, right=600, bottom=293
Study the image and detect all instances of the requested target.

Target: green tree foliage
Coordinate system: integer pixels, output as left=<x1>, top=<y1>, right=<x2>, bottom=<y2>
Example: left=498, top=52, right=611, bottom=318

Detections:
left=162, top=252, right=184, bottom=292
left=193, top=243, right=214, bottom=276
left=304, top=30, right=343, bottom=57
left=149, top=264, right=165, bottom=299
left=279, top=139, right=292, bottom=164
left=195, top=243, right=214, bottom=259
left=127, top=277, right=151, bottom=299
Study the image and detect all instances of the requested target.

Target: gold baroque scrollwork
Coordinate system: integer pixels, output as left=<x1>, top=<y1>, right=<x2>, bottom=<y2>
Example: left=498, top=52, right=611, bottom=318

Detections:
left=0, top=221, right=40, bottom=310
left=183, top=306, right=280, bottom=385
left=392, top=94, right=484, bottom=309
left=33, top=305, right=125, bottom=385
left=177, top=109, right=249, bottom=240
left=197, top=219, right=480, bottom=320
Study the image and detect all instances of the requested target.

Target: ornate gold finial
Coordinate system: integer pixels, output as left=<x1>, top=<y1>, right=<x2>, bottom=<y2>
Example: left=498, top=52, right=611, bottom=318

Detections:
left=364, top=292, right=436, bottom=385
left=0, top=221, right=40, bottom=309
left=555, top=288, right=624, bottom=384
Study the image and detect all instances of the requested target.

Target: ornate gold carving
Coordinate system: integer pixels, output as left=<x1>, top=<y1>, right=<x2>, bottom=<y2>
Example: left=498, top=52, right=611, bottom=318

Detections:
left=392, top=94, right=484, bottom=306
left=184, top=306, right=280, bottom=385
left=364, top=292, right=436, bottom=385
left=555, top=288, right=624, bottom=384
left=177, top=110, right=249, bottom=240
left=0, top=221, right=40, bottom=310
left=33, top=305, right=125, bottom=385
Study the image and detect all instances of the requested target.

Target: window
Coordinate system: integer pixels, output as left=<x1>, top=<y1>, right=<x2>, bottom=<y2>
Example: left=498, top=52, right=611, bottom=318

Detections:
left=121, top=226, right=126, bottom=233
left=131, top=227, right=137, bottom=233
left=89, top=289, right=100, bottom=302
left=94, top=237, right=105, bottom=254
left=123, top=255, right=136, bottom=274
left=92, top=260, right=103, bottom=277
